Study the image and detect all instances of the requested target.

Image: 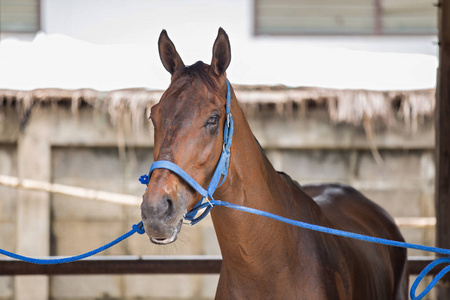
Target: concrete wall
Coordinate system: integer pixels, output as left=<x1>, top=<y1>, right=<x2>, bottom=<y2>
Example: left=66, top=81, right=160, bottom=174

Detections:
left=0, top=103, right=435, bottom=299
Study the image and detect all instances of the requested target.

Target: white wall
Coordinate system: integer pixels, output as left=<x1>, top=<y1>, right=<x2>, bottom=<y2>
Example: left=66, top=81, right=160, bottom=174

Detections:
left=0, top=0, right=439, bottom=90
left=41, top=0, right=437, bottom=55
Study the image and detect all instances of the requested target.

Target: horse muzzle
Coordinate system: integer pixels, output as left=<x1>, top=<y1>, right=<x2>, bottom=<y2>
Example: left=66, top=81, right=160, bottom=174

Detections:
left=141, top=198, right=184, bottom=245
left=140, top=173, right=187, bottom=245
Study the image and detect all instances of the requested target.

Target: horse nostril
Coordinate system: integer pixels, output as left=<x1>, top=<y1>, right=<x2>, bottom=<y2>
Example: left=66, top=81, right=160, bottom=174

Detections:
left=141, top=194, right=176, bottom=222
left=164, top=197, right=175, bottom=220
left=152, top=195, right=175, bottom=220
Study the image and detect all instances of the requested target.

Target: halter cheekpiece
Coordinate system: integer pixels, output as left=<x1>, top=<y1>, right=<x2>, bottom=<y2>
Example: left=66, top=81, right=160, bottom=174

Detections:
left=139, top=79, right=233, bottom=225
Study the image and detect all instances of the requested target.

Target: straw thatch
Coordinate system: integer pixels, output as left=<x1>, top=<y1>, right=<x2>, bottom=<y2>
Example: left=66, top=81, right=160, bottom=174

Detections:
left=0, top=86, right=435, bottom=131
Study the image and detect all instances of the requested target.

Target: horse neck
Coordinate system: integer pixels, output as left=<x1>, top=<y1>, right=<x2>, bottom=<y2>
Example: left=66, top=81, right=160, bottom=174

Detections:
left=211, top=93, right=324, bottom=269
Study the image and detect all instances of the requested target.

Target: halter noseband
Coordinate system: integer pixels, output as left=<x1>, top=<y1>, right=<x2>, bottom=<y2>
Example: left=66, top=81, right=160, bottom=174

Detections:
left=139, top=79, right=234, bottom=225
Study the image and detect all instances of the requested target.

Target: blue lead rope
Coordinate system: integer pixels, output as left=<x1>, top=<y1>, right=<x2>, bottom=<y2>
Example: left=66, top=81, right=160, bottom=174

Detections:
left=141, top=163, right=450, bottom=300
left=1, top=77, right=448, bottom=300
left=0, top=222, right=145, bottom=265
left=209, top=200, right=450, bottom=300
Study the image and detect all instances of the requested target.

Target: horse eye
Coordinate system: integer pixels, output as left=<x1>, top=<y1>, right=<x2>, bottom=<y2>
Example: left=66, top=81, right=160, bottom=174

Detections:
left=205, top=115, right=220, bottom=127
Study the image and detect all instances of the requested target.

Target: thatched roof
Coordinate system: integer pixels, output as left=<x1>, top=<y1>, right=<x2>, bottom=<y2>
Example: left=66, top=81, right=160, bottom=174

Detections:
left=0, top=86, right=435, bottom=131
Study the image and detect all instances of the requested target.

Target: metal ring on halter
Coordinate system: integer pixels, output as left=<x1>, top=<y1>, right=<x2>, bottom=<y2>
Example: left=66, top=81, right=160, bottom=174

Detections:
left=204, top=196, right=213, bottom=207
left=227, top=113, right=232, bottom=128
left=183, top=219, right=194, bottom=226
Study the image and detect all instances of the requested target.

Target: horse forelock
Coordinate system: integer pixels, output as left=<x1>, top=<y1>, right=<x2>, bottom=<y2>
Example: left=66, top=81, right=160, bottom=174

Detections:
left=170, top=61, right=222, bottom=97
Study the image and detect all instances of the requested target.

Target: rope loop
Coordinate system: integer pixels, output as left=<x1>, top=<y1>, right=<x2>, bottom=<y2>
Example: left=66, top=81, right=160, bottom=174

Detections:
left=410, top=256, right=450, bottom=300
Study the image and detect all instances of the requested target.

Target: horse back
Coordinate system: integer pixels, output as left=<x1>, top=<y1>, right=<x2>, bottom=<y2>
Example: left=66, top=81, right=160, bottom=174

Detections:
left=302, top=183, right=408, bottom=300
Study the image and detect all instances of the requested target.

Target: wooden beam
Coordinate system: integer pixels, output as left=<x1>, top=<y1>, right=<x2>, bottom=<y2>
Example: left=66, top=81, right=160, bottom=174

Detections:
left=0, top=175, right=141, bottom=206
left=436, top=0, right=450, bottom=299
left=0, top=256, right=438, bottom=276
left=0, top=175, right=437, bottom=229
left=0, top=256, right=222, bottom=276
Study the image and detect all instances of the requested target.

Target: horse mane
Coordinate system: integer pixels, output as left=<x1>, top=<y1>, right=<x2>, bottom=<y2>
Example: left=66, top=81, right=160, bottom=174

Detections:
left=253, top=134, right=303, bottom=188
left=253, top=135, right=265, bottom=155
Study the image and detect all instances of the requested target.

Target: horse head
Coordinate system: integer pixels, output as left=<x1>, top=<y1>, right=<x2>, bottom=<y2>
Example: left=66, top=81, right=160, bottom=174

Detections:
left=141, top=28, right=232, bottom=244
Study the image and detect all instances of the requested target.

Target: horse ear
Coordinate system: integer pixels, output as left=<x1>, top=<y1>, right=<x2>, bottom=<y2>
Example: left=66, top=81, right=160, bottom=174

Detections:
left=211, top=28, right=231, bottom=76
left=158, top=30, right=185, bottom=75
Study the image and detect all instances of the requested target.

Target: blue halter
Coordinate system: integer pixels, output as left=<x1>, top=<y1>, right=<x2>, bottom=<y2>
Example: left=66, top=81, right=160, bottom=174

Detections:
left=139, top=79, right=233, bottom=225
left=138, top=79, right=450, bottom=300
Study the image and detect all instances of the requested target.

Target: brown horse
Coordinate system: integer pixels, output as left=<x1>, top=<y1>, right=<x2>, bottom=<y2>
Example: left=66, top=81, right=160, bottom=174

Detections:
left=141, top=28, right=408, bottom=299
